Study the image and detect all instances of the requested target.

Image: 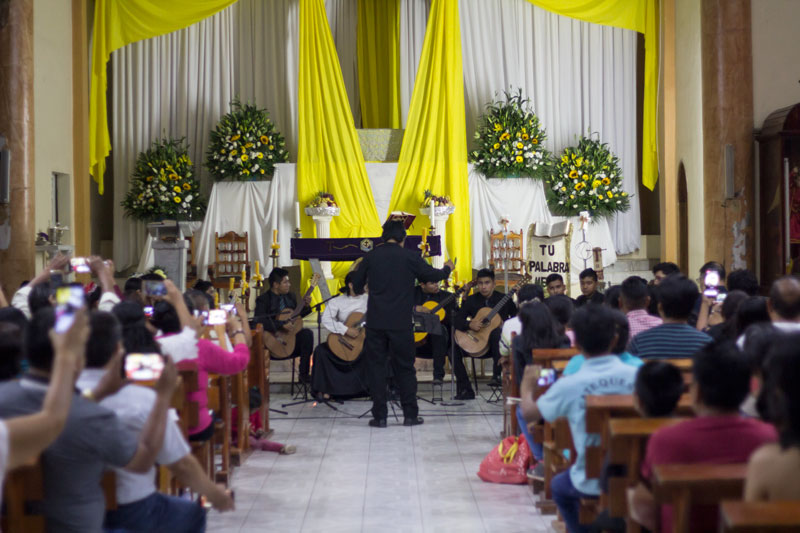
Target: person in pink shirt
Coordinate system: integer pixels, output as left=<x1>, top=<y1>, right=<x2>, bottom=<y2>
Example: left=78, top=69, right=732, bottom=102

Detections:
left=628, top=340, right=777, bottom=532
left=153, top=296, right=250, bottom=441
left=620, top=276, right=662, bottom=346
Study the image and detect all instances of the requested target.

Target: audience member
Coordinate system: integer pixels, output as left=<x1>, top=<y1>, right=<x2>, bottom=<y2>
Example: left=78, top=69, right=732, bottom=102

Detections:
left=745, top=334, right=800, bottom=500
left=11, top=254, right=69, bottom=318
left=690, top=261, right=727, bottom=327
left=562, top=309, right=643, bottom=375
left=766, top=275, right=800, bottom=334
left=703, top=289, right=748, bottom=340
left=545, top=294, right=575, bottom=345
left=575, top=268, right=604, bottom=307
left=113, top=301, right=162, bottom=354
left=0, top=307, right=177, bottom=532
left=727, top=269, right=760, bottom=296
left=511, top=300, right=568, bottom=386
left=76, top=311, right=234, bottom=530
left=646, top=284, right=660, bottom=317
left=620, top=276, right=662, bottom=344
left=545, top=273, right=567, bottom=297
left=734, top=296, right=770, bottom=340
left=123, top=276, right=145, bottom=305
left=0, top=307, right=28, bottom=376
left=499, top=284, right=544, bottom=359
left=629, top=340, right=777, bottom=532
left=651, top=262, right=680, bottom=285
left=0, top=309, right=88, bottom=508
left=603, top=285, right=621, bottom=309
left=520, top=305, right=638, bottom=533
left=740, top=323, right=780, bottom=420
left=633, top=361, right=684, bottom=417
left=192, top=279, right=217, bottom=309
left=154, top=293, right=250, bottom=441
left=628, top=274, right=712, bottom=359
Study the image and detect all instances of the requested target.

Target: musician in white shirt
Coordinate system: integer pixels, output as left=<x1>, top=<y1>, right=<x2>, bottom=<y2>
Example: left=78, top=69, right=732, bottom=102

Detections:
left=311, top=273, right=369, bottom=398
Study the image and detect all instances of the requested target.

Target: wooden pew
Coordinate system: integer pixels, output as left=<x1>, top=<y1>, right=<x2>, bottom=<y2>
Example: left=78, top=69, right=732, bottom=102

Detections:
left=532, top=348, right=580, bottom=369
left=230, top=370, right=250, bottom=464
left=605, top=418, right=688, bottom=523
left=652, top=463, right=747, bottom=533
left=207, top=374, right=232, bottom=485
left=720, top=501, right=800, bottom=532
left=584, top=394, right=694, bottom=479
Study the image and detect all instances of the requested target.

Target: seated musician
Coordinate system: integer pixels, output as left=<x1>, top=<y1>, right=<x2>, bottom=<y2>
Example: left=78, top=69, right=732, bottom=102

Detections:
left=310, top=272, right=369, bottom=398
left=453, top=268, right=516, bottom=398
left=413, top=273, right=454, bottom=386
left=628, top=340, right=777, bottom=532
left=254, top=267, right=313, bottom=384
left=520, top=304, right=638, bottom=533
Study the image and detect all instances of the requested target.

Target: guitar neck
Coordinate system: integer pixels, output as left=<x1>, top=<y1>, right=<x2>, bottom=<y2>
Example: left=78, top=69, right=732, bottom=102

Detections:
left=427, top=283, right=473, bottom=315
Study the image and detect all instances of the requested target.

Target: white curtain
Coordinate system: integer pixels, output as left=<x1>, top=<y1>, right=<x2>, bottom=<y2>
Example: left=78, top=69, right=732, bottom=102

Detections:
left=111, top=7, right=235, bottom=270
left=460, top=0, right=641, bottom=254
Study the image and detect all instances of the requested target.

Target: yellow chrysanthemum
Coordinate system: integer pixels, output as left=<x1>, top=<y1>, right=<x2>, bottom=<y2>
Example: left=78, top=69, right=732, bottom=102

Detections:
left=500, top=133, right=510, bottom=141
left=522, top=134, right=529, bottom=140
left=146, top=176, right=153, bottom=182
left=531, top=138, right=538, bottom=145
left=182, top=183, right=191, bottom=191
left=561, top=155, right=569, bottom=164
left=560, top=187, right=567, bottom=192
left=219, top=149, right=226, bottom=154
left=493, top=143, right=500, bottom=150
left=515, top=156, right=523, bottom=163
left=607, top=191, right=614, bottom=198
left=260, top=135, right=269, bottom=144
left=268, top=145, right=274, bottom=150
left=169, top=173, right=178, bottom=180
left=574, top=182, right=585, bottom=190
left=570, top=195, right=575, bottom=199
left=592, top=180, right=601, bottom=189
left=243, top=169, right=250, bottom=175
left=516, top=142, right=524, bottom=149
left=231, top=149, right=237, bottom=156
left=173, top=186, right=181, bottom=193
left=602, top=177, right=611, bottom=185
left=245, top=143, right=254, bottom=148
left=260, top=169, right=265, bottom=174
left=241, top=154, right=249, bottom=162
left=569, top=169, right=579, bottom=179
left=493, top=123, right=502, bottom=131
left=231, top=134, right=240, bottom=141
left=257, top=153, right=264, bottom=159
left=173, top=196, right=182, bottom=203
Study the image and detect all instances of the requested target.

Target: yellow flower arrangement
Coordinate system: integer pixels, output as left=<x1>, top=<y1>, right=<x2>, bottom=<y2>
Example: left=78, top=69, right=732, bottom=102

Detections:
left=515, top=156, right=523, bottom=163
left=173, top=196, right=181, bottom=203
left=241, top=154, right=249, bottom=162
left=592, top=180, right=602, bottom=189
left=260, top=135, right=269, bottom=144
left=602, top=177, right=611, bottom=185
left=173, top=186, right=181, bottom=193
left=569, top=169, right=579, bottom=179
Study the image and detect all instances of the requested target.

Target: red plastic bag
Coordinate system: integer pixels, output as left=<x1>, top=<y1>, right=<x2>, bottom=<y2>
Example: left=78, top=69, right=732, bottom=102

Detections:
left=477, top=435, right=532, bottom=484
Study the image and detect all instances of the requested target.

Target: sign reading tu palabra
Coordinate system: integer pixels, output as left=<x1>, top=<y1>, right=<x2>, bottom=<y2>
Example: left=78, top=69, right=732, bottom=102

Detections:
left=526, top=220, right=572, bottom=290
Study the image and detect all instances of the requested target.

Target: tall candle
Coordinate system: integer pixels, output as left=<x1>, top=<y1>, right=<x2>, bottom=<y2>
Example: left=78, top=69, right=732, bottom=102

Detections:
left=255, top=260, right=260, bottom=277
left=272, top=229, right=277, bottom=245
left=214, top=291, right=219, bottom=308
left=422, top=227, right=428, bottom=242
left=241, top=268, right=246, bottom=282
left=429, top=201, right=435, bottom=225
left=295, top=202, right=301, bottom=228
left=229, top=277, right=234, bottom=291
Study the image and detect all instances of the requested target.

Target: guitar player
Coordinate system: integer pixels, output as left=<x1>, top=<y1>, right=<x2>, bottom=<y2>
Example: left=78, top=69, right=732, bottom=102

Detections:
left=310, top=272, right=369, bottom=398
left=453, top=268, right=517, bottom=398
left=413, top=274, right=454, bottom=386
left=254, top=267, right=314, bottom=384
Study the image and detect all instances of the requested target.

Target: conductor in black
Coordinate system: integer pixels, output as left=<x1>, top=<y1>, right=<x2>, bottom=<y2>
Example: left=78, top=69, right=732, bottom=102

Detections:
left=351, top=220, right=454, bottom=428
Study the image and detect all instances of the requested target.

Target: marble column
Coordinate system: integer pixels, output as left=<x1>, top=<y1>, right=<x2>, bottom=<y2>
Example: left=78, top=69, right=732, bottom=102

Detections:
left=701, top=0, right=754, bottom=270
left=311, top=215, right=334, bottom=278
left=0, top=0, right=35, bottom=293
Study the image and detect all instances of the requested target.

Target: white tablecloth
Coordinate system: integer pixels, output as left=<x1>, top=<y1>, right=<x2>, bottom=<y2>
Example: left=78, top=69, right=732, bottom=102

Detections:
left=149, top=162, right=616, bottom=282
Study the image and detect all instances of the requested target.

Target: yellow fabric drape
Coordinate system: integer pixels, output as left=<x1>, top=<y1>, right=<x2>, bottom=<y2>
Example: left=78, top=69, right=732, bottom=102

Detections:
left=298, top=0, right=382, bottom=285
left=524, top=0, right=659, bottom=190
left=89, top=0, right=237, bottom=194
left=356, top=0, right=402, bottom=129
left=389, top=0, right=471, bottom=283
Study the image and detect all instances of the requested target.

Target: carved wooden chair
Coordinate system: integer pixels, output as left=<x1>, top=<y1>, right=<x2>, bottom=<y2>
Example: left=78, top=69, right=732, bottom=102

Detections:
left=489, top=228, right=524, bottom=290
left=211, top=231, right=248, bottom=291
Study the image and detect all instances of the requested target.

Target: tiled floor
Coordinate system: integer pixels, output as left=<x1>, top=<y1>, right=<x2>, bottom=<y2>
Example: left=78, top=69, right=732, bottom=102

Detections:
left=207, top=386, right=556, bottom=533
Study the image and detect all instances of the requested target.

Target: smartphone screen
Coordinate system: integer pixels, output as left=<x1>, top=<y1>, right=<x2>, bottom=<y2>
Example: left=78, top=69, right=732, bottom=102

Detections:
left=70, top=257, right=91, bottom=274
left=54, top=286, right=85, bottom=333
left=220, top=304, right=237, bottom=316
left=124, top=353, right=165, bottom=381
left=537, top=369, right=556, bottom=387
left=143, top=306, right=154, bottom=318
left=144, top=280, right=167, bottom=297
left=703, top=270, right=720, bottom=297
left=206, top=309, right=227, bottom=326
left=715, top=293, right=727, bottom=304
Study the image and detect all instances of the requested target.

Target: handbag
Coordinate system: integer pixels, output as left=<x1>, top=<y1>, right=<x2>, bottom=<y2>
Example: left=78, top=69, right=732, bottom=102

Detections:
left=477, top=435, right=532, bottom=484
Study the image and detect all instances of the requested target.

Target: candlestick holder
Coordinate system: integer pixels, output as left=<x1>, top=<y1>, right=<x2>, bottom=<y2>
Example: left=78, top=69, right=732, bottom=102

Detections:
left=294, top=227, right=302, bottom=239
left=270, top=247, right=280, bottom=269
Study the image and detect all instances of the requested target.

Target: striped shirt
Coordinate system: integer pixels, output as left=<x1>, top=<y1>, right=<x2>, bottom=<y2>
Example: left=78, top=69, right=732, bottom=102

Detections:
left=628, top=323, right=712, bottom=359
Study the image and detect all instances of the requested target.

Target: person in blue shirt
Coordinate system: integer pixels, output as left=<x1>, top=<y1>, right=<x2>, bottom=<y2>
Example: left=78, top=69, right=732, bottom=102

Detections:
left=520, top=305, right=639, bottom=533
left=562, top=309, right=643, bottom=376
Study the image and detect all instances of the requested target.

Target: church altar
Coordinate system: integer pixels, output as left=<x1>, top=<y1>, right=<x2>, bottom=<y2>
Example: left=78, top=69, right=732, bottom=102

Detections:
left=139, top=163, right=616, bottom=286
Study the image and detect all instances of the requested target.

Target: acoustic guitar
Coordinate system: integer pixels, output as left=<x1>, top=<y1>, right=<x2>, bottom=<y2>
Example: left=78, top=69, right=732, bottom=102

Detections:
left=326, top=311, right=367, bottom=362
left=413, top=280, right=477, bottom=344
left=263, top=274, right=320, bottom=359
left=454, top=273, right=531, bottom=357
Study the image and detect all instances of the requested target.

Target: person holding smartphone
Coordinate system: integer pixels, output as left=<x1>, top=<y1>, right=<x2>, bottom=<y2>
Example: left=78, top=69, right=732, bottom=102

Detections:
left=690, top=261, right=727, bottom=328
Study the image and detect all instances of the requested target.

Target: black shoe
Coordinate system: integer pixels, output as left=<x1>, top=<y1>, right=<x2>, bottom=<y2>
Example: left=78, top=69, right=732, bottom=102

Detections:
left=403, top=416, right=424, bottom=426
left=432, top=378, right=444, bottom=386
left=487, top=376, right=502, bottom=387
left=368, top=418, right=387, bottom=428
left=454, top=389, right=475, bottom=400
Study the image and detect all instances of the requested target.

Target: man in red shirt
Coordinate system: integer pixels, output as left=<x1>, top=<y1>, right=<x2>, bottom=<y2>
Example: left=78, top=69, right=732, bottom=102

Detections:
left=628, top=340, right=777, bottom=531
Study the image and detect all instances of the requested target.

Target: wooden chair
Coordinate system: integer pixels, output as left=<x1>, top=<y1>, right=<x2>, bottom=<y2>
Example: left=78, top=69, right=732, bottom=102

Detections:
left=207, top=374, right=232, bottom=485
left=605, top=417, right=689, bottom=528
left=584, top=394, right=694, bottom=479
left=489, top=228, right=524, bottom=290
left=720, top=501, right=800, bottom=532
left=531, top=348, right=580, bottom=369
left=211, top=231, right=248, bottom=290
left=652, top=463, right=747, bottom=533
left=176, top=364, right=213, bottom=479
left=230, top=370, right=250, bottom=464
left=248, top=324, right=270, bottom=435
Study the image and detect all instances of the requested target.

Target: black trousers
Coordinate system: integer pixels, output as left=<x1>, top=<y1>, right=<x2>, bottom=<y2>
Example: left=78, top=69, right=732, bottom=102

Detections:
left=293, top=328, right=314, bottom=377
left=415, top=330, right=447, bottom=380
left=310, top=343, right=368, bottom=397
left=453, top=327, right=502, bottom=391
left=365, top=327, right=418, bottom=420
